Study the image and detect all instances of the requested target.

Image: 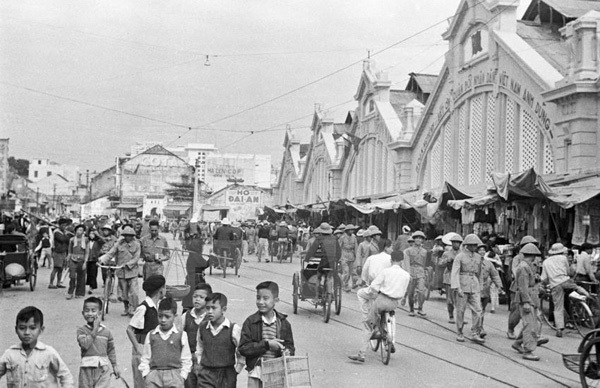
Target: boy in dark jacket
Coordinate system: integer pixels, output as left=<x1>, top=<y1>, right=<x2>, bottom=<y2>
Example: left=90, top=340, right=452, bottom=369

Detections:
left=239, top=281, right=295, bottom=388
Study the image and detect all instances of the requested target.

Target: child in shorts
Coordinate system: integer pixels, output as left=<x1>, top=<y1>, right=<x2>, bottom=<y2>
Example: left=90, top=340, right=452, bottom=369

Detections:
left=239, top=281, right=295, bottom=388
left=77, top=297, right=121, bottom=387
left=0, top=306, right=74, bottom=387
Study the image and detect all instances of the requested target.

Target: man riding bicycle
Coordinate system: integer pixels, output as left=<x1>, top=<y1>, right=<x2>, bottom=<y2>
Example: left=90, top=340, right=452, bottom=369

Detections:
left=276, top=221, right=290, bottom=259
left=348, top=249, right=410, bottom=362
left=304, top=222, right=341, bottom=295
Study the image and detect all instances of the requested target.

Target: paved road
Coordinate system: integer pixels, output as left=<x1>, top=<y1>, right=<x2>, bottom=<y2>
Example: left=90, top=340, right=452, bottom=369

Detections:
left=0, top=234, right=585, bottom=387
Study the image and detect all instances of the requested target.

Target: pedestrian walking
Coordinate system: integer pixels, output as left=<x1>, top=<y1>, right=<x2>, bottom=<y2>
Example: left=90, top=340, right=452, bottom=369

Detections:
left=49, top=217, right=72, bottom=289
left=507, top=235, right=538, bottom=339
left=127, top=275, right=166, bottom=388
left=450, top=234, right=485, bottom=344
left=67, top=224, right=89, bottom=300
left=405, top=231, right=430, bottom=317
left=196, top=293, right=244, bottom=388
left=0, top=306, right=75, bottom=387
left=99, top=226, right=141, bottom=316
left=140, top=220, right=169, bottom=279
left=477, top=244, right=504, bottom=337
left=256, top=220, right=270, bottom=263
left=511, top=243, right=545, bottom=361
left=338, top=224, right=358, bottom=292
left=86, top=229, right=101, bottom=294
left=439, top=233, right=463, bottom=323
left=138, top=297, right=192, bottom=387
left=77, top=297, right=121, bottom=388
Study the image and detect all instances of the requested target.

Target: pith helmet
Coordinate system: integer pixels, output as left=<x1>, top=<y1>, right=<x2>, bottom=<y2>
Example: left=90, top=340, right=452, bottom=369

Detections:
left=463, top=234, right=483, bottom=246
left=520, top=235, right=538, bottom=246
left=548, top=243, right=568, bottom=255
left=412, top=231, right=426, bottom=239
left=442, top=232, right=462, bottom=245
left=520, top=243, right=541, bottom=256
left=121, top=226, right=136, bottom=236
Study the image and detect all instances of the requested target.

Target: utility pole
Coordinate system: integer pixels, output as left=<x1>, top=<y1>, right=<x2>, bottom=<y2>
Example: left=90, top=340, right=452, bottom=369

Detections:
left=192, top=158, right=200, bottom=218
left=52, top=183, right=57, bottom=215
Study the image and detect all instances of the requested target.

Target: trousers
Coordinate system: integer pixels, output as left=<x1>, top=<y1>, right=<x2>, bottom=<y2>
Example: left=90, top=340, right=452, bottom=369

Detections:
left=552, top=280, right=588, bottom=330
left=341, top=260, right=355, bottom=290
left=145, top=369, right=184, bottom=388
left=445, top=284, right=455, bottom=317
left=257, top=238, right=269, bottom=262
left=515, top=305, right=539, bottom=353
left=118, top=277, right=139, bottom=314
left=407, top=276, right=426, bottom=311
left=455, top=291, right=482, bottom=335
left=68, top=260, right=86, bottom=296
left=79, top=366, right=111, bottom=388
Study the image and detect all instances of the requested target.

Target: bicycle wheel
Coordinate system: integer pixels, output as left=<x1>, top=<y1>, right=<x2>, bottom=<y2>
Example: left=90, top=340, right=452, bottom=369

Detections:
left=29, top=259, right=37, bottom=291
left=323, top=293, right=332, bottom=323
left=380, top=335, right=392, bottom=365
left=292, top=272, right=299, bottom=314
left=334, top=274, right=342, bottom=315
left=540, top=292, right=557, bottom=330
left=102, top=277, right=112, bottom=321
left=580, top=338, right=600, bottom=388
left=573, top=301, right=596, bottom=338
left=369, top=328, right=381, bottom=352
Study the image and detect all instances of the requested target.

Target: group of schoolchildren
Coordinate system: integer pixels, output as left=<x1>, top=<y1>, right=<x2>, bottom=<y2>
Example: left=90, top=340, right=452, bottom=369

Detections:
left=0, top=276, right=294, bottom=388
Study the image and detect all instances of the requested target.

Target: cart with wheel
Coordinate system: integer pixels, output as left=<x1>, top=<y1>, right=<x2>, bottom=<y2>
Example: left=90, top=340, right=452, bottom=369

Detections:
left=291, top=252, right=342, bottom=323
left=209, top=239, right=242, bottom=278
left=0, top=234, right=37, bottom=291
left=563, top=328, right=600, bottom=387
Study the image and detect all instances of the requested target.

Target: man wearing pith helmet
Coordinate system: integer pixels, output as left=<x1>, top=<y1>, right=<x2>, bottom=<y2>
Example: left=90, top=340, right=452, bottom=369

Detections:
left=439, top=233, right=463, bottom=324
left=404, top=231, right=429, bottom=317
left=512, top=243, right=544, bottom=361
left=450, top=233, right=485, bottom=344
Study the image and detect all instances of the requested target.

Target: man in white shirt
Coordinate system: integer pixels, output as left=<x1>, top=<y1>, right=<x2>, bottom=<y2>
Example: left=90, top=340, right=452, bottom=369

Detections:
left=541, top=243, right=589, bottom=337
left=349, top=248, right=410, bottom=362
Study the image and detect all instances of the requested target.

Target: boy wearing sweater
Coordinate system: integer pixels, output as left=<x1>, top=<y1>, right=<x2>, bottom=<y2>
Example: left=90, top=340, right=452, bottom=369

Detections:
left=239, top=281, right=295, bottom=388
left=77, top=297, right=120, bottom=387
left=183, top=283, right=212, bottom=388
left=196, top=292, right=243, bottom=388
left=139, top=297, right=192, bottom=388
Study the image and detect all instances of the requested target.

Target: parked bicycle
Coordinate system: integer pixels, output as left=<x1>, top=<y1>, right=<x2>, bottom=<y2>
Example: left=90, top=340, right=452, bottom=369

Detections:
left=97, top=263, right=124, bottom=321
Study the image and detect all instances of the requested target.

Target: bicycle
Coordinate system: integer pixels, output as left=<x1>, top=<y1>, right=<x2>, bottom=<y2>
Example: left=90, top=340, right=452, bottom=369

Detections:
left=97, top=263, right=124, bottom=321
left=369, top=310, right=396, bottom=365
left=277, top=239, right=292, bottom=264
left=540, top=284, right=598, bottom=337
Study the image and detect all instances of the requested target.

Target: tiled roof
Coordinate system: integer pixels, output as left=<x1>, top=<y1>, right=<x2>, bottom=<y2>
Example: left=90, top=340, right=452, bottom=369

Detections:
left=390, top=90, right=417, bottom=116
left=523, top=0, right=600, bottom=20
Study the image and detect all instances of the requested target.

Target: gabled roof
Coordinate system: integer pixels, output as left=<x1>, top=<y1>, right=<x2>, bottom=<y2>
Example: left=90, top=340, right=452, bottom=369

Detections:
left=390, top=90, right=418, bottom=117
left=127, top=144, right=191, bottom=167
left=522, top=0, right=600, bottom=21
left=405, top=73, right=438, bottom=94
left=516, top=20, right=568, bottom=76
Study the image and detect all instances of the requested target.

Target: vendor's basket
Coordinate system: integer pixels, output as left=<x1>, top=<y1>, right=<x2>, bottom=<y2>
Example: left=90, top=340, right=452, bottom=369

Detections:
left=262, top=354, right=312, bottom=388
left=165, top=285, right=190, bottom=300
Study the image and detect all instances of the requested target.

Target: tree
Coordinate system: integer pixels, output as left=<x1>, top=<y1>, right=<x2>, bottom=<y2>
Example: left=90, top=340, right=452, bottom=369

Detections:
left=8, top=157, right=29, bottom=177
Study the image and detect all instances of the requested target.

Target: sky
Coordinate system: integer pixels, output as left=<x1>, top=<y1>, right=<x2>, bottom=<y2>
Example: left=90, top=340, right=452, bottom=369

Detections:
left=0, top=0, right=528, bottom=173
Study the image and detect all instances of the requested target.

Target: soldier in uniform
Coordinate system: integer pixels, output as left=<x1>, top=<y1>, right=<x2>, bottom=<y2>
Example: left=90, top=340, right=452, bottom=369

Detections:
left=140, top=220, right=169, bottom=279
left=439, top=233, right=463, bottom=323
left=99, top=226, right=141, bottom=316
left=338, top=224, right=358, bottom=292
left=511, top=243, right=545, bottom=361
left=405, top=231, right=429, bottom=317
left=450, top=234, right=485, bottom=344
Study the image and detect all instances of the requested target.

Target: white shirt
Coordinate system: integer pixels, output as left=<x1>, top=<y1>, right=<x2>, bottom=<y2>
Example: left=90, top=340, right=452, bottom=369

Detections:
left=369, top=264, right=411, bottom=299
left=361, top=252, right=392, bottom=285
left=541, top=254, right=571, bottom=288
left=139, top=326, right=192, bottom=379
left=195, top=318, right=244, bottom=373
left=129, top=296, right=157, bottom=330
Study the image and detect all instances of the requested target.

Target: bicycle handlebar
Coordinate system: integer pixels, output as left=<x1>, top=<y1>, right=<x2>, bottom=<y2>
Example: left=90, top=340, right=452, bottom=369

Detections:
left=96, top=263, right=125, bottom=269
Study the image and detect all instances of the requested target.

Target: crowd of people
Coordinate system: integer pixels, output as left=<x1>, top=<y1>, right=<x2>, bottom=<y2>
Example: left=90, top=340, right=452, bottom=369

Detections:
left=1, top=211, right=598, bottom=386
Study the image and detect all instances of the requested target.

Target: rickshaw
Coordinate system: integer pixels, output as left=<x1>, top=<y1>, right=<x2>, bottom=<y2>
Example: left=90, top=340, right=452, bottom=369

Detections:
left=0, top=234, right=37, bottom=291
left=209, top=239, right=242, bottom=278
left=292, top=250, right=342, bottom=323
left=563, top=329, right=600, bottom=387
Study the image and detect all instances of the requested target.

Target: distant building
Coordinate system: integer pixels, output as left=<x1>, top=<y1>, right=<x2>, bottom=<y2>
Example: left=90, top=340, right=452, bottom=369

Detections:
left=168, top=143, right=218, bottom=182
left=198, top=184, right=272, bottom=222
left=28, top=158, right=80, bottom=183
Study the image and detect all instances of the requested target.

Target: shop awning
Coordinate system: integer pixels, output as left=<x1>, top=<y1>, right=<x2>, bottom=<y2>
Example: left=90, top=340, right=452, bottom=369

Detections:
left=345, top=200, right=376, bottom=214
left=264, top=205, right=286, bottom=214
left=447, top=193, right=501, bottom=209
left=201, top=205, right=229, bottom=212
left=492, top=168, right=552, bottom=200
left=163, top=204, right=192, bottom=212
left=116, top=204, right=143, bottom=211
left=547, top=176, right=600, bottom=208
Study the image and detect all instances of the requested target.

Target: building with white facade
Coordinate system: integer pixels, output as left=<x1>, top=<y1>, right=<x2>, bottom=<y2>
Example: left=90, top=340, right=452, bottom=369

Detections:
left=28, top=158, right=80, bottom=184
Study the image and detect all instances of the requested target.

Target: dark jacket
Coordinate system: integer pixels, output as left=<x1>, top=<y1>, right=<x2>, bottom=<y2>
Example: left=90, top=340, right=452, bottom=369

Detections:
left=238, top=310, right=295, bottom=372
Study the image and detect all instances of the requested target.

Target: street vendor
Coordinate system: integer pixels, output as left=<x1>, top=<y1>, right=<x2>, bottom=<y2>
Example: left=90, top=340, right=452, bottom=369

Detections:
left=140, top=220, right=169, bottom=279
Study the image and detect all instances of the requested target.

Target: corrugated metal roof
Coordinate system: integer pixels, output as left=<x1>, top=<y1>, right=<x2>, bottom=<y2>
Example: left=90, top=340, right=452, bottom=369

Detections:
left=542, top=0, right=600, bottom=19
left=516, top=21, right=569, bottom=76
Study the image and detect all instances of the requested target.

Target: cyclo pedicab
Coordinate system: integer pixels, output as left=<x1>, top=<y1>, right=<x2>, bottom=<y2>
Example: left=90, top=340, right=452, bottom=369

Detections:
left=292, top=223, right=342, bottom=323
left=210, top=221, right=242, bottom=278
left=0, top=233, right=37, bottom=291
